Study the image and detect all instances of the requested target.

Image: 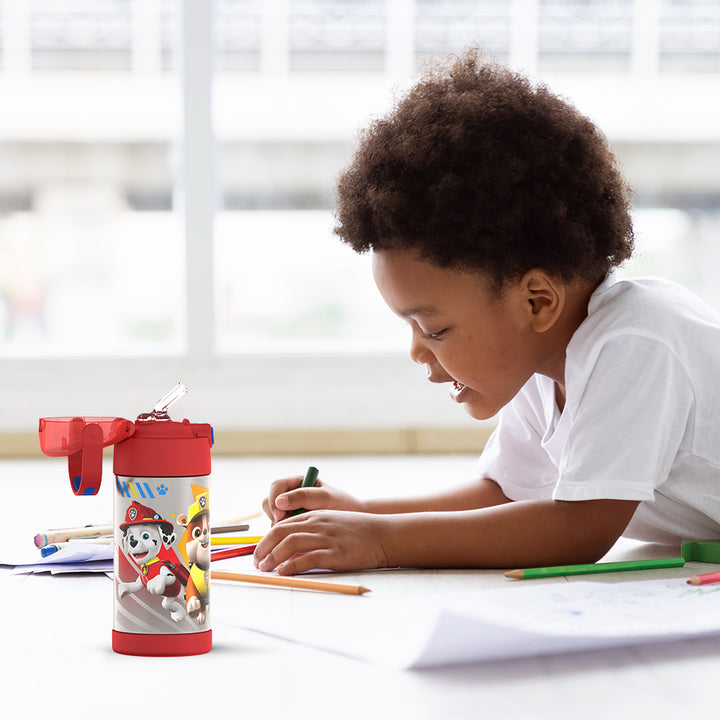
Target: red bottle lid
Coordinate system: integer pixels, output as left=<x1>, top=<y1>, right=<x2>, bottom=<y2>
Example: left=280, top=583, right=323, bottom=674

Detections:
left=113, top=418, right=213, bottom=478
left=38, top=416, right=136, bottom=496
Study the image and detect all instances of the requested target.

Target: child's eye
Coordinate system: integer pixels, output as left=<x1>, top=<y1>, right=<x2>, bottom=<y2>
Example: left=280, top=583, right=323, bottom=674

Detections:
left=423, top=329, right=448, bottom=340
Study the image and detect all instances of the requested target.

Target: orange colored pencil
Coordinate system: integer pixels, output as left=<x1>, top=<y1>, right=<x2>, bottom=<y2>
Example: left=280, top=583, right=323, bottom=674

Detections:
left=211, top=570, right=370, bottom=596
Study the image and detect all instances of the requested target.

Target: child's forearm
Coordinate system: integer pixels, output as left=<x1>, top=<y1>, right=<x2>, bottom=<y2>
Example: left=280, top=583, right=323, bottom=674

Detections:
left=253, top=489, right=640, bottom=576
left=361, top=476, right=512, bottom=514
left=375, top=497, right=639, bottom=569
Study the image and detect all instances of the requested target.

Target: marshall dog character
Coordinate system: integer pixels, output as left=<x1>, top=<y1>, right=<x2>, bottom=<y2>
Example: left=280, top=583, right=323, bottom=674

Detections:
left=117, top=501, right=189, bottom=622
left=177, top=493, right=210, bottom=625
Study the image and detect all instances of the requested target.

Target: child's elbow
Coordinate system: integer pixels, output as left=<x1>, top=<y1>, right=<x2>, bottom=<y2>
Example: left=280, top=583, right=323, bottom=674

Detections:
left=556, top=498, right=640, bottom=563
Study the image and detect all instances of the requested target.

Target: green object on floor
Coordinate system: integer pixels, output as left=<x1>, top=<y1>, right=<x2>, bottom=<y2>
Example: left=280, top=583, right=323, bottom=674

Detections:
left=681, top=539, right=720, bottom=563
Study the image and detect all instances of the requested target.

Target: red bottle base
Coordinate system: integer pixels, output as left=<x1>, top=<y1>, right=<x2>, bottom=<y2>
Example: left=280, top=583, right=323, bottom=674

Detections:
left=112, top=629, right=212, bottom=656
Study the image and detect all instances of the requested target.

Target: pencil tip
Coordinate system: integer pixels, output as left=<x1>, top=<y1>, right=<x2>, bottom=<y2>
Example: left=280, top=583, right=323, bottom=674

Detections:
left=359, top=586, right=371, bottom=595
left=504, top=570, right=524, bottom=579
left=687, top=577, right=701, bottom=585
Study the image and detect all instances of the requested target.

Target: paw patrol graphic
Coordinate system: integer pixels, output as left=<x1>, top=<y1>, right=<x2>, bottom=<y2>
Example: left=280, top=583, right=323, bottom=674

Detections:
left=117, top=501, right=189, bottom=622
left=177, top=493, right=210, bottom=626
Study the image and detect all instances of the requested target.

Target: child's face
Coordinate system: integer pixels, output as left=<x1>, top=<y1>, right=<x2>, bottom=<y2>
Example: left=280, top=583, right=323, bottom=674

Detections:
left=372, top=248, right=547, bottom=420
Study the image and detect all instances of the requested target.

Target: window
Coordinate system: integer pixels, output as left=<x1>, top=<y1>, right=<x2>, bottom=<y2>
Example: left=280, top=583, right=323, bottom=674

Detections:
left=0, top=0, right=183, bottom=356
left=1, top=0, right=719, bottom=445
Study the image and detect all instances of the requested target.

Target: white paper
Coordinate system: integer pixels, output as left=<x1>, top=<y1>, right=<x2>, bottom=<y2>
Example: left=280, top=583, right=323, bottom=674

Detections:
left=10, top=542, right=113, bottom=574
left=217, top=577, right=720, bottom=669
left=407, top=579, right=720, bottom=667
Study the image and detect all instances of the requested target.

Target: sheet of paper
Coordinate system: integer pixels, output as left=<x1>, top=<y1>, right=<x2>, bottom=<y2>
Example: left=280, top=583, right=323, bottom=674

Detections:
left=408, top=578, right=720, bottom=667
left=0, top=517, right=113, bottom=566
left=12, top=559, right=114, bottom=575
left=215, top=577, right=720, bottom=669
left=10, top=542, right=113, bottom=574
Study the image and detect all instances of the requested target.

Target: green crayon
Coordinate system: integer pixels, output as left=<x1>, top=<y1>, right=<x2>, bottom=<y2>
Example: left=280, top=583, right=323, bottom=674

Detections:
left=289, top=466, right=319, bottom=517
left=505, top=556, right=685, bottom=580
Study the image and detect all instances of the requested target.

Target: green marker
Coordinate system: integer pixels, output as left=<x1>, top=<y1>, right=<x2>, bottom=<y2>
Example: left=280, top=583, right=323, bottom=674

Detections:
left=505, top=556, right=685, bottom=580
left=289, top=466, right=319, bottom=517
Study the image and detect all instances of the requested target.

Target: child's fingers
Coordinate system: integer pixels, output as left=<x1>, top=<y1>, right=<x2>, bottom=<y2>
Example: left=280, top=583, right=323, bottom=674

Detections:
left=254, top=528, right=323, bottom=572
left=253, top=520, right=299, bottom=567
left=265, top=475, right=305, bottom=523
left=275, top=549, right=337, bottom=576
left=274, top=486, right=326, bottom=513
left=262, top=494, right=289, bottom=524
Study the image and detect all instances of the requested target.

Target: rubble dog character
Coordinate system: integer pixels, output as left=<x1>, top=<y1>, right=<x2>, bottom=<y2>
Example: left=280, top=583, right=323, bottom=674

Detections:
left=117, top=501, right=188, bottom=622
left=177, top=493, right=210, bottom=625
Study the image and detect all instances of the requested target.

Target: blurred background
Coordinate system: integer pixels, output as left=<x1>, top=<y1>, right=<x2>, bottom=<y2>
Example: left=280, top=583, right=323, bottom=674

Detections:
left=0, top=0, right=718, bottom=455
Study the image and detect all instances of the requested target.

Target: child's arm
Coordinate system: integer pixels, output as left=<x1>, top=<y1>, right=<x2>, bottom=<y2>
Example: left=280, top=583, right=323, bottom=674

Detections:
left=263, top=475, right=511, bottom=524
left=254, top=495, right=640, bottom=575
left=362, top=477, right=513, bottom=513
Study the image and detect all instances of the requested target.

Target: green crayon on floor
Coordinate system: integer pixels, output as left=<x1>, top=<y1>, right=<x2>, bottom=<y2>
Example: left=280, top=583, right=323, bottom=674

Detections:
left=505, top=556, right=685, bottom=580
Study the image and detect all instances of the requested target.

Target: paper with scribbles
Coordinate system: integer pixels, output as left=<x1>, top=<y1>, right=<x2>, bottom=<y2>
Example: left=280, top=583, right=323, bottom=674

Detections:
left=217, top=577, right=720, bottom=668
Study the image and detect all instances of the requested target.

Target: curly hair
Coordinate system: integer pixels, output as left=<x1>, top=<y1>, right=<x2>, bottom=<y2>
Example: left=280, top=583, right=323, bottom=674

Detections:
left=334, top=49, right=634, bottom=290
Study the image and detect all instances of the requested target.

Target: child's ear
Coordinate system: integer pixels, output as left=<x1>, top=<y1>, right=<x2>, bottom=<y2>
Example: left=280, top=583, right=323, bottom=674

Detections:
left=519, top=269, right=565, bottom=333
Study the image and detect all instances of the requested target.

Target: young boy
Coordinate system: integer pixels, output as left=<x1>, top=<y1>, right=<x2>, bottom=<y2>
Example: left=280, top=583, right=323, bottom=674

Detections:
left=254, top=49, right=720, bottom=576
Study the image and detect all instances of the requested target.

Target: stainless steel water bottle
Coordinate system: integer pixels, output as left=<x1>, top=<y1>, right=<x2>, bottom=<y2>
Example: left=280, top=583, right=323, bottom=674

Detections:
left=39, top=383, right=214, bottom=656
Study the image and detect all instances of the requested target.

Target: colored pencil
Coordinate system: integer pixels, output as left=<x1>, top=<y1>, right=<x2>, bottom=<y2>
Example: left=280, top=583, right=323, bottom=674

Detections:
left=40, top=544, right=62, bottom=558
left=210, top=535, right=264, bottom=546
left=505, top=557, right=685, bottom=580
left=211, top=524, right=250, bottom=534
left=211, top=570, right=370, bottom=595
left=47, top=521, right=112, bottom=531
left=221, top=512, right=262, bottom=523
left=68, top=536, right=112, bottom=544
left=34, top=524, right=114, bottom=548
left=687, top=570, right=720, bottom=586
left=290, top=466, right=319, bottom=517
left=210, top=545, right=258, bottom=561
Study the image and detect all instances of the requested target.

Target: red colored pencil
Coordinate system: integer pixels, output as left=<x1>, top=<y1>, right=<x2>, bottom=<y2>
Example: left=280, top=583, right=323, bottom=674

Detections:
left=687, top=570, right=720, bottom=585
left=210, top=544, right=257, bottom=562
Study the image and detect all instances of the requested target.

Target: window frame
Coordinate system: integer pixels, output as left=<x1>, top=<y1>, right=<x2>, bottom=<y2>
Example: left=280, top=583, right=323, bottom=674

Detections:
left=3, top=0, right=719, bottom=445
left=0, top=1, right=476, bottom=440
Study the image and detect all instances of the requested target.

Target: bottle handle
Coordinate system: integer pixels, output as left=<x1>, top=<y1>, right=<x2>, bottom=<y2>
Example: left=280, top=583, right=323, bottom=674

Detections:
left=67, top=422, right=104, bottom=496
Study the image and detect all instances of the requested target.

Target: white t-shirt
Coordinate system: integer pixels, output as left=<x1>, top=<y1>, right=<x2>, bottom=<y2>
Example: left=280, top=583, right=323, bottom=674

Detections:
left=475, top=274, right=720, bottom=543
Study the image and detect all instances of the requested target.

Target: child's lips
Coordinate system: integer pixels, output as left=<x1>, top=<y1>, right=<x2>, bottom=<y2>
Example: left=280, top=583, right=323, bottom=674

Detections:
left=449, top=380, right=469, bottom=403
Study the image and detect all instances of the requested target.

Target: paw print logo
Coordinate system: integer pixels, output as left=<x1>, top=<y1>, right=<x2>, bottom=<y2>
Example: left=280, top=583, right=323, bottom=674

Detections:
left=157, top=484, right=169, bottom=496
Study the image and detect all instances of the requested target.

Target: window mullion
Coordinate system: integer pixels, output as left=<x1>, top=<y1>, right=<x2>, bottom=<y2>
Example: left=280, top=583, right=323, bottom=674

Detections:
left=180, top=0, right=217, bottom=360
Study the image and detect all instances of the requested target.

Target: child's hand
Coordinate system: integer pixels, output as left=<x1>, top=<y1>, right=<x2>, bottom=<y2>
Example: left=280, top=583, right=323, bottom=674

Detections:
left=253, top=510, right=389, bottom=575
left=261, top=474, right=363, bottom=525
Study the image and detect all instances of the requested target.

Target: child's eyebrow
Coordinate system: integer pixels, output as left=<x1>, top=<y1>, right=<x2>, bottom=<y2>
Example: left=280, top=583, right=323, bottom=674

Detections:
left=399, top=305, right=439, bottom=319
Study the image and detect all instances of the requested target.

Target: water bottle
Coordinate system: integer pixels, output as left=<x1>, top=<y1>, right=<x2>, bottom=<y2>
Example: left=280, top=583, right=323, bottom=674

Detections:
left=38, top=383, right=213, bottom=656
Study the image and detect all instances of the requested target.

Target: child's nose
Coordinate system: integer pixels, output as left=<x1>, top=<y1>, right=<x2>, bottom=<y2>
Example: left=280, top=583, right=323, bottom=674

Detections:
left=409, top=330, right=435, bottom=366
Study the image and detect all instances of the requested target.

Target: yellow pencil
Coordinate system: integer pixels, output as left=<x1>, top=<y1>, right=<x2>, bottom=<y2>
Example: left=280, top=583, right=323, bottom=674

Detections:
left=210, top=535, right=264, bottom=546
left=211, top=570, right=370, bottom=596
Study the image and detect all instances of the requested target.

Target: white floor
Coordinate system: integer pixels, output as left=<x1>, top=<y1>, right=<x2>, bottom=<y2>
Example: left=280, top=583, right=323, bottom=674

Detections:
left=3, top=454, right=720, bottom=719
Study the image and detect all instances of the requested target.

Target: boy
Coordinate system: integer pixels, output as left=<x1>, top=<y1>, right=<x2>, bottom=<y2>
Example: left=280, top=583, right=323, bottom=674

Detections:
left=254, top=49, right=720, bottom=575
